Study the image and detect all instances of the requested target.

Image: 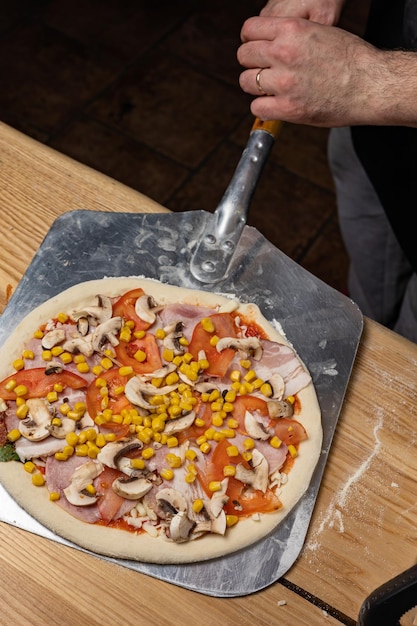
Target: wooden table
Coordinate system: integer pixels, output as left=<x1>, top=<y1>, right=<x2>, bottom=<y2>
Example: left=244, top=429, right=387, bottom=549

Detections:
left=0, top=122, right=416, bottom=626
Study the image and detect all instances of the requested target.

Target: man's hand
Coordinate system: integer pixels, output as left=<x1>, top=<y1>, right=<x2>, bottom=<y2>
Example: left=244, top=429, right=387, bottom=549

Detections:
left=260, top=0, right=345, bottom=24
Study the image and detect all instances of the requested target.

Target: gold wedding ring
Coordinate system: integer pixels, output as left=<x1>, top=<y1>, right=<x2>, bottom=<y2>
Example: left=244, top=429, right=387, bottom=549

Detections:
left=255, top=68, right=267, bottom=95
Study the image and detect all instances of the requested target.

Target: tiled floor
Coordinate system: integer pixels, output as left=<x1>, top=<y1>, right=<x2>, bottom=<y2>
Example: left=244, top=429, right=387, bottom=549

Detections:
left=0, top=0, right=370, bottom=294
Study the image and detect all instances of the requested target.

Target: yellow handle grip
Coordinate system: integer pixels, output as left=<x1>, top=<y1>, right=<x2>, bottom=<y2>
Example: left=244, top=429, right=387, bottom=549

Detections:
left=251, top=118, right=283, bottom=139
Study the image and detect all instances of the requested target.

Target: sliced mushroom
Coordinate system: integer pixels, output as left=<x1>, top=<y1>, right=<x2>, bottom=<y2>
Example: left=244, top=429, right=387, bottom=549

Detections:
left=244, top=410, right=272, bottom=441
left=77, top=316, right=90, bottom=336
left=163, top=411, right=196, bottom=435
left=91, top=316, right=124, bottom=351
left=268, top=373, right=285, bottom=400
left=124, top=376, right=178, bottom=410
left=163, top=321, right=186, bottom=355
left=70, top=295, right=113, bottom=326
left=268, top=399, right=294, bottom=418
left=215, top=336, right=263, bottom=361
left=97, top=440, right=143, bottom=470
left=45, top=360, right=64, bottom=375
left=194, top=510, right=227, bottom=536
left=135, top=294, right=159, bottom=325
left=170, top=510, right=196, bottom=542
left=235, top=449, right=269, bottom=493
left=141, top=363, right=177, bottom=379
left=63, top=460, right=104, bottom=506
left=46, top=417, right=76, bottom=439
left=155, top=488, right=187, bottom=518
left=209, top=478, right=229, bottom=518
left=62, top=335, right=94, bottom=357
left=112, top=475, right=153, bottom=500
left=19, top=398, right=53, bottom=441
left=42, top=328, right=66, bottom=350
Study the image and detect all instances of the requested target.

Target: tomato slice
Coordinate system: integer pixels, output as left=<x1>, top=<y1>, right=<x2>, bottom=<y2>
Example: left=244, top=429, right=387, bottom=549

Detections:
left=86, top=368, right=132, bottom=419
left=0, top=368, right=88, bottom=400
left=188, top=313, right=237, bottom=377
left=201, top=439, right=281, bottom=516
left=270, top=417, right=307, bottom=446
left=95, top=466, right=126, bottom=523
left=232, top=395, right=269, bottom=432
left=112, top=288, right=151, bottom=331
left=114, top=333, right=162, bottom=374
left=224, top=477, right=282, bottom=516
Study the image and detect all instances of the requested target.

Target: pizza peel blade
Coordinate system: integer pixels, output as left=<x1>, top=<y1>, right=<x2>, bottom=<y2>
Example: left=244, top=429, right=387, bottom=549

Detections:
left=0, top=205, right=363, bottom=597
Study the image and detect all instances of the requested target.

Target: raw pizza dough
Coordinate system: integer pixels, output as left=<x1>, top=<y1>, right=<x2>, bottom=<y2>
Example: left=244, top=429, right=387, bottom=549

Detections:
left=0, top=277, right=322, bottom=563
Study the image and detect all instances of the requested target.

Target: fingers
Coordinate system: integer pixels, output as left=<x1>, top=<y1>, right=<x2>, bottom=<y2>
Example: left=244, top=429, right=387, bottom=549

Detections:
left=240, top=15, right=280, bottom=43
left=239, top=67, right=274, bottom=97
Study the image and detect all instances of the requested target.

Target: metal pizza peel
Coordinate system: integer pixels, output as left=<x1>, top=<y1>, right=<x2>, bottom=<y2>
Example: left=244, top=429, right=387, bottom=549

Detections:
left=0, top=118, right=363, bottom=597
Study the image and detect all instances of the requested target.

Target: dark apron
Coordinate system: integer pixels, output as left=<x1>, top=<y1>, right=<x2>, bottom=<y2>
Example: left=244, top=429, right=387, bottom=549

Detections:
left=351, top=0, right=417, bottom=272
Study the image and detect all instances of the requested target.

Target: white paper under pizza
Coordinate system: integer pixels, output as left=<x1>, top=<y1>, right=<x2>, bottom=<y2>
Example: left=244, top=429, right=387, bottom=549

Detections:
left=0, top=277, right=322, bottom=564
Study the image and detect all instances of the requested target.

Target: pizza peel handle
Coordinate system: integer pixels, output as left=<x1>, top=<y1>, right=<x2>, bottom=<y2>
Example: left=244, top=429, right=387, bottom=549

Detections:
left=190, top=118, right=282, bottom=284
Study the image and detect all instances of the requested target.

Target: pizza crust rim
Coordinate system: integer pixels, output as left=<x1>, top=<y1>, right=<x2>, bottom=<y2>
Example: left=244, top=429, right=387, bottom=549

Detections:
left=0, top=277, right=322, bottom=564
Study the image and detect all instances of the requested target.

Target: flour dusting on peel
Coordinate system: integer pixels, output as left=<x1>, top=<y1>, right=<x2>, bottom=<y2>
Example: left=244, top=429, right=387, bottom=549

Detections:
left=305, top=409, right=384, bottom=551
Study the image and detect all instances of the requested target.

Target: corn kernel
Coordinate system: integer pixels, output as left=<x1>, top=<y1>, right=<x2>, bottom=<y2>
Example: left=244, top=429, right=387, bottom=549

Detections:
left=63, top=445, right=75, bottom=457
left=200, top=441, right=211, bottom=454
left=260, top=383, right=273, bottom=397
left=54, top=452, right=68, bottom=461
left=209, top=335, right=219, bottom=347
left=33, top=329, right=44, bottom=339
left=42, top=350, right=52, bottom=361
left=270, top=436, right=283, bottom=449
left=211, top=413, right=224, bottom=427
left=288, top=444, right=298, bottom=458
left=7, top=429, right=21, bottom=442
left=134, top=330, right=146, bottom=339
left=226, top=445, right=239, bottom=457
left=226, top=514, right=239, bottom=528
left=57, top=312, right=68, bottom=323
left=100, top=357, right=113, bottom=370
left=75, top=444, right=89, bottom=456
left=66, top=432, right=79, bottom=447
left=223, top=464, right=236, bottom=477
left=76, top=362, right=90, bottom=374
left=85, top=484, right=96, bottom=495
left=163, top=348, right=174, bottom=362
left=244, top=369, right=257, bottom=382
left=130, top=458, right=146, bottom=470
left=160, top=467, right=174, bottom=481
left=134, top=349, right=147, bottom=363
left=192, top=499, right=204, bottom=513
left=32, top=472, right=45, bottom=486
left=49, top=491, right=60, bottom=501
left=51, top=346, right=64, bottom=357
left=185, top=449, right=197, bottom=461
left=208, top=480, right=222, bottom=492
left=223, top=402, right=234, bottom=413
left=12, top=358, right=25, bottom=371
left=224, top=389, right=237, bottom=402
left=60, top=352, right=73, bottom=365
left=16, top=404, right=29, bottom=419
left=155, top=328, right=165, bottom=339
left=220, top=428, right=236, bottom=439
left=166, top=436, right=179, bottom=448
left=165, top=453, right=182, bottom=468
left=243, top=437, right=255, bottom=450
left=23, top=461, right=36, bottom=473
left=59, top=402, right=71, bottom=416
left=240, top=359, right=251, bottom=369
left=119, top=365, right=134, bottom=377
left=14, top=384, right=28, bottom=397
left=46, top=391, right=58, bottom=403
left=185, top=472, right=196, bottom=483
left=142, top=447, right=155, bottom=460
